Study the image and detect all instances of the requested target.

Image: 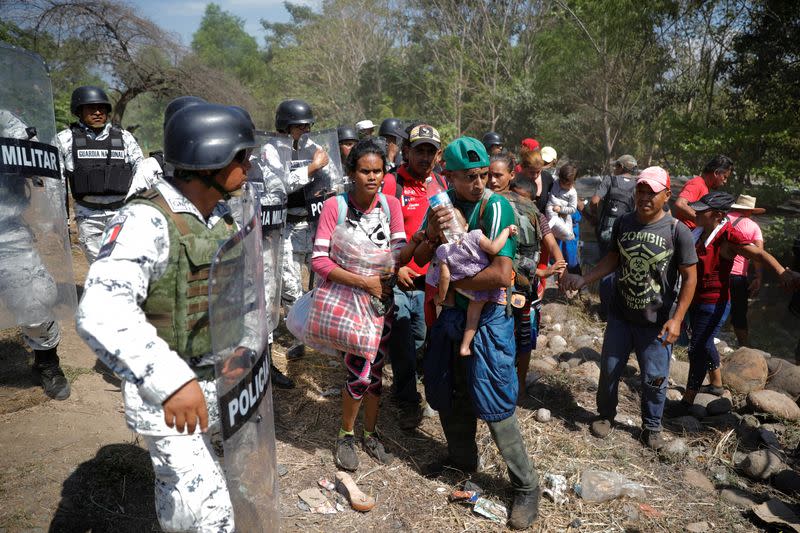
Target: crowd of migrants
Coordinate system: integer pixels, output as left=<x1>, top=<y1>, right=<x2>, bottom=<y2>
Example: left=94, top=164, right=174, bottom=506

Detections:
left=4, top=72, right=800, bottom=532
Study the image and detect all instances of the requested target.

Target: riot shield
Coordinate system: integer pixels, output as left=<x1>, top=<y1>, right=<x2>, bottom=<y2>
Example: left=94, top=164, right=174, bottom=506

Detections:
left=0, top=42, right=77, bottom=330
left=296, top=128, right=347, bottom=221
left=210, top=183, right=278, bottom=532
left=249, top=131, right=291, bottom=332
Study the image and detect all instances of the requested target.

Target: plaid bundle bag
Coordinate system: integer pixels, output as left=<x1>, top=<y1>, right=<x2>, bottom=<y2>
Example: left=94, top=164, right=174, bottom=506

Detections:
left=306, top=224, right=394, bottom=360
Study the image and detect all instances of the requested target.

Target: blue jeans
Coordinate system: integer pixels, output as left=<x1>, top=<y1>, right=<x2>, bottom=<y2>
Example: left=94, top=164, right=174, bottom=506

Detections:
left=389, top=287, right=426, bottom=406
left=597, top=311, right=672, bottom=432
left=557, top=213, right=581, bottom=274
left=687, top=301, right=731, bottom=390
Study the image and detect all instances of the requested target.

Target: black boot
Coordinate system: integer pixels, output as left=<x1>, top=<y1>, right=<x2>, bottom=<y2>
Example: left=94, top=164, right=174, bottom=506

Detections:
left=508, top=490, right=540, bottom=530
left=33, top=348, right=70, bottom=400
left=270, top=364, right=295, bottom=389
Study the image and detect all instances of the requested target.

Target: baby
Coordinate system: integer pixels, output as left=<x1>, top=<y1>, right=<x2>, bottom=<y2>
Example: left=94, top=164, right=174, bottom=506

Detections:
left=429, top=209, right=517, bottom=356
left=545, top=165, right=578, bottom=241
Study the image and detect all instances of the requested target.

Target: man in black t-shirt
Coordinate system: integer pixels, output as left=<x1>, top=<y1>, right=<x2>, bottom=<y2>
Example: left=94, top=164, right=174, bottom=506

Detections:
left=563, top=166, right=698, bottom=450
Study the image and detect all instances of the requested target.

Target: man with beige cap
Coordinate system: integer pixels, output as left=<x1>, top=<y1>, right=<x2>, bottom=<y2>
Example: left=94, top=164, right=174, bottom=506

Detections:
left=727, top=194, right=765, bottom=346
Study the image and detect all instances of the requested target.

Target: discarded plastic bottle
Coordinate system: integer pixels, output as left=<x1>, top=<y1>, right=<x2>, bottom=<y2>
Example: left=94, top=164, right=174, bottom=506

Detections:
left=426, top=176, right=465, bottom=243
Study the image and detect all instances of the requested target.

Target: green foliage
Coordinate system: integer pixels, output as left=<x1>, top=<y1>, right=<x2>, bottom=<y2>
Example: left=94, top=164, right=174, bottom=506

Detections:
left=760, top=216, right=800, bottom=264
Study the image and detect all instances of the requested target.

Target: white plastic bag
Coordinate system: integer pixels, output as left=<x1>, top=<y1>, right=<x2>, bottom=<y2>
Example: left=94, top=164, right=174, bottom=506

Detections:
left=286, top=289, right=314, bottom=341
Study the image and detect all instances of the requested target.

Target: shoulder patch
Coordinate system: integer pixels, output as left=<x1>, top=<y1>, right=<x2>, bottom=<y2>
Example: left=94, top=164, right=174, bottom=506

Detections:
left=96, top=215, right=127, bottom=260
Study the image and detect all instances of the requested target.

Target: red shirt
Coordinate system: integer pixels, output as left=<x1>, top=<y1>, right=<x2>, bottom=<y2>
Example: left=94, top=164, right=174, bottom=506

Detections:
left=381, top=164, right=435, bottom=275
left=677, top=176, right=709, bottom=229
left=694, top=221, right=751, bottom=305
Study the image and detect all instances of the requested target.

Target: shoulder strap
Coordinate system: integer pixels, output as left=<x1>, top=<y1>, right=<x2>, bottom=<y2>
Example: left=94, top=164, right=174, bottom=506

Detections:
left=479, top=189, right=493, bottom=220
left=391, top=170, right=403, bottom=200
left=730, top=215, right=745, bottom=228
left=610, top=174, right=618, bottom=190
left=336, top=193, right=348, bottom=226
left=132, top=189, right=192, bottom=237
left=377, top=192, right=391, bottom=222
left=434, top=171, right=447, bottom=190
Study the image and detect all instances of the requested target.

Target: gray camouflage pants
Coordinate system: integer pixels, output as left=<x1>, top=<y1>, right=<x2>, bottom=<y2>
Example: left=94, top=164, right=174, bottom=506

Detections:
left=280, top=220, right=312, bottom=307
left=143, top=432, right=234, bottom=533
left=76, top=208, right=116, bottom=264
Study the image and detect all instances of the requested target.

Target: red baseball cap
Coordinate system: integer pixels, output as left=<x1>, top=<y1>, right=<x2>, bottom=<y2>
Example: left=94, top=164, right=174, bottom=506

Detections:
left=636, top=166, right=671, bottom=192
left=521, top=138, right=540, bottom=151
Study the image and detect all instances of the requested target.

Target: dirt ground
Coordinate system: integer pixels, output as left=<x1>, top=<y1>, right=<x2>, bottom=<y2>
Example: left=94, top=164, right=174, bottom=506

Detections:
left=1, top=243, right=799, bottom=532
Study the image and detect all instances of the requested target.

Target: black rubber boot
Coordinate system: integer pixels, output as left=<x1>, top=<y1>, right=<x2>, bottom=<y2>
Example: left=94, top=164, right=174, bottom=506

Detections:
left=508, top=490, right=540, bottom=530
left=266, top=343, right=294, bottom=389
left=33, top=348, right=70, bottom=400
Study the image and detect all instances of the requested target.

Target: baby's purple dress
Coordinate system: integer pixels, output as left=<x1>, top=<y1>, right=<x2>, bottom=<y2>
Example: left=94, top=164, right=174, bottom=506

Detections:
left=432, top=229, right=505, bottom=303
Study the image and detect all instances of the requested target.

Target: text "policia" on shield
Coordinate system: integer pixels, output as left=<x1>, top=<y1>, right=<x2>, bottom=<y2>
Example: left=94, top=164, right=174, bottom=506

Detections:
left=219, top=348, right=270, bottom=439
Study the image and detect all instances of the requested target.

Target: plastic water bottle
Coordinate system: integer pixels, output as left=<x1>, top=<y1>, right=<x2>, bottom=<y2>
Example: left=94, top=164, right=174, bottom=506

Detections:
left=426, top=176, right=465, bottom=243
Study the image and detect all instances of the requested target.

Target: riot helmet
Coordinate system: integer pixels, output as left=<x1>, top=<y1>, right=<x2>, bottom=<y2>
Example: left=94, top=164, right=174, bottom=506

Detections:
left=163, top=96, right=206, bottom=129
left=337, top=124, right=359, bottom=143
left=482, top=131, right=503, bottom=150
left=379, top=118, right=406, bottom=140
left=70, top=86, right=112, bottom=116
left=164, top=103, right=257, bottom=171
left=274, top=99, right=314, bottom=133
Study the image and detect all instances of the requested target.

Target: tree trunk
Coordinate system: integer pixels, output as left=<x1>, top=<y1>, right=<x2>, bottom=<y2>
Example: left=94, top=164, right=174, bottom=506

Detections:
left=111, top=88, right=142, bottom=127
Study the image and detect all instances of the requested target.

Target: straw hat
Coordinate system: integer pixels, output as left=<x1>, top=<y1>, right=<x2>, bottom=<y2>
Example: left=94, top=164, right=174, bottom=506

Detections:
left=729, top=194, right=765, bottom=214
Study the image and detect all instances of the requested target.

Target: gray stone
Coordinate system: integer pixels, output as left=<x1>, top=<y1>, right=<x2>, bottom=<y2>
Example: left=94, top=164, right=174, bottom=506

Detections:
left=693, top=393, right=719, bottom=408
left=683, top=468, right=715, bottom=493
left=548, top=335, right=568, bottom=352
left=747, top=390, right=800, bottom=420
left=613, top=413, right=639, bottom=427
left=666, top=388, right=683, bottom=401
left=567, top=324, right=578, bottom=337
left=529, top=359, right=558, bottom=376
left=688, top=404, right=708, bottom=419
left=666, top=415, right=704, bottom=433
left=541, top=313, right=552, bottom=324
left=541, top=356, right=559, bottom=368
left=732, top=451, right=748, bottom=466
left=277, top=464, right=288, bottom=477
left=670, top=360, right=690, bottom=387
left=707, top=397, right=733, bottom=415
left=660, top=438, right=688, bottom=460
left=566, top=357, right=582, bottom=368
left=423, top=403, right=437, bottom=418
left=766, top=359, right=800, bottom=400
left=558, top=361, right=571, bottom=372
left=722, top=347, right=769, bottom=394
left=572, top=335, right=595, bottom=349
left=741, top=414, right=761, bottom=429
left=535, top=408, right=552, bottom=423
left=741, top=449, right=786, bottom=480
left=719, top=487, right=761, bottom=508
left=686, top=521, right=709, bottom=533
left=762, top=423, right=787, bottom=434
left=537, top=334, right=548, bottom=349
left=773, top=469, right=800, bottom=496
left=551, top=323, right=563, bottom=333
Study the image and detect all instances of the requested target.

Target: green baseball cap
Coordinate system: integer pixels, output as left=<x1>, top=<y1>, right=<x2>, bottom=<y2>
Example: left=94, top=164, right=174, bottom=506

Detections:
left=443, top=136, right=490, bottom=171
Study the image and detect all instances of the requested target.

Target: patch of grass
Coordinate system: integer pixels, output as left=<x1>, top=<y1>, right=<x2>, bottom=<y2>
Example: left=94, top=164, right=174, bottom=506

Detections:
left=62, top=365, right=94, bottom=383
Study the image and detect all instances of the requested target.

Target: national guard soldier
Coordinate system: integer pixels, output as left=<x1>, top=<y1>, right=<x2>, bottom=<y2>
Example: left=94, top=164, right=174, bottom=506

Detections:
left=275, top=98, right=334, bottom=360
left=76, top=103, right=269, bottom=532
left=378, top=117, right=406, bottom=171
left=337, top=124, right=359, bottom=163
left=56, top=85, right=144, bottom=264
left=482, top=131, right=504, bottom=156
left=0, top=42, right=78, bottom=401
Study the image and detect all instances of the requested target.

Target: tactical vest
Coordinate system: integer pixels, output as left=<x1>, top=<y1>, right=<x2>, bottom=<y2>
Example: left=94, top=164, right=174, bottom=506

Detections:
left=130, top=189, right=236, bottom=378
left=501, top=190, right=542, bottom=284
left=68, top=124, right=133, bottom=206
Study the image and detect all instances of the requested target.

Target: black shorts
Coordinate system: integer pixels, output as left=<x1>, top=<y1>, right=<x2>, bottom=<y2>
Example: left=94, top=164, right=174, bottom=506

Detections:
left=729, top=274, right=749, bottom=329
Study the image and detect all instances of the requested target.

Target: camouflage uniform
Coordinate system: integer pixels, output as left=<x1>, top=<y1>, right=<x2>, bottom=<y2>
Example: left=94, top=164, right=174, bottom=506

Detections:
left=76, top=180, right=235, bottom=532
left=55, top=121, right=144, bottom=263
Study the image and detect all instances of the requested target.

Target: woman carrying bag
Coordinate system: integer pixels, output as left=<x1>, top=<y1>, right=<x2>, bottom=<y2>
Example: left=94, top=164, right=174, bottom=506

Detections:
left=308, top=139, right=420, bottom=471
